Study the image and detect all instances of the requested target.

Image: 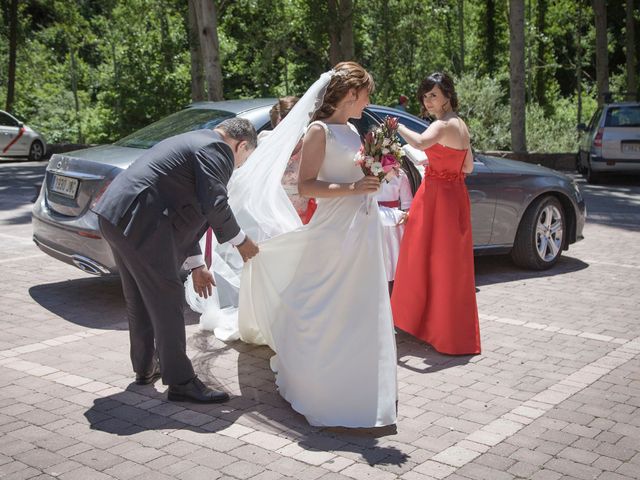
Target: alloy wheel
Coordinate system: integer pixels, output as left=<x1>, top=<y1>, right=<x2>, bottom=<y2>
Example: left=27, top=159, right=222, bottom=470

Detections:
left=535, top=204, right=563, bottom=262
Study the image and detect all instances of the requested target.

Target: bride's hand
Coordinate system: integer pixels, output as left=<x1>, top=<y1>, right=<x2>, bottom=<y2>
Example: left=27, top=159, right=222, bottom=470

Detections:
left=352, top=175, right=380, bottom=193
left=397, top=211, right=409, bottom=225
left=192, top=265, right=215, bottom=298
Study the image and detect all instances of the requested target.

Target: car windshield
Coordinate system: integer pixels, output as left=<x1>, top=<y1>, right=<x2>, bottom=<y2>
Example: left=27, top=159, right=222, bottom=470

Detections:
left=114, top=108, right=235, bottom=149
left=604, top=106, right=640, bottom=127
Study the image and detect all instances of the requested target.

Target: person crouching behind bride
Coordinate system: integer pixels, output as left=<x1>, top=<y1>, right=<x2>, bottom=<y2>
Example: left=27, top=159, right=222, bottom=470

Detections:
left=238, top=62, right=398, bottom=428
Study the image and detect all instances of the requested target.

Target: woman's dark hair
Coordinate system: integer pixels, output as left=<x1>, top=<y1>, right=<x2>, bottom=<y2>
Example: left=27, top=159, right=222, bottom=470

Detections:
left=312, top=61, right=375, bottom=121
left=417, top=72, right=458, bottom=116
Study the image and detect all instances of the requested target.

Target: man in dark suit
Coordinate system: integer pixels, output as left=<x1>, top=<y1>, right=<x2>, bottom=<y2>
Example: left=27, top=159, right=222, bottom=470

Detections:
left=93, top=118, right=259, bottom=403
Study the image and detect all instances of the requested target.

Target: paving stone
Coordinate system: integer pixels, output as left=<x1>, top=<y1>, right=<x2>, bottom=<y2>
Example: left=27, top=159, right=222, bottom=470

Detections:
left=1, top=171, right=640, bottom=480
left=177, top=465, right=223, bottom=480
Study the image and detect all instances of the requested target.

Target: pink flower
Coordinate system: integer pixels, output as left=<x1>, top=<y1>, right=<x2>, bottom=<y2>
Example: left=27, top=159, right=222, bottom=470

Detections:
left=381, top=154, right=398, bottom=173
left=385, top=116, right=399, bottom=130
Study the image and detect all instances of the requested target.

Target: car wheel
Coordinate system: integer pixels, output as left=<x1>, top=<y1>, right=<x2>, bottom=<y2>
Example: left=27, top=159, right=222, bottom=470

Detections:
left=576, top=152, right=584, bottom=173
left=584, top=155, right=601, bottom=184
left=28, top=140, right=45, bottom=161
left=511, top=195, right=565, bottom=270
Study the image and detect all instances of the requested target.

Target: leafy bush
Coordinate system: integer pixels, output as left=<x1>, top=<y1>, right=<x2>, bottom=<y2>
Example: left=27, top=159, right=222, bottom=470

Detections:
left=456, top=73, right=511, bottom=151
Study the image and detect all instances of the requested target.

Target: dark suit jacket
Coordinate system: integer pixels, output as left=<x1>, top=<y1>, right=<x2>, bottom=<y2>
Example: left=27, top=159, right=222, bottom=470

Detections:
left=92, top=129, right=241, bottom=265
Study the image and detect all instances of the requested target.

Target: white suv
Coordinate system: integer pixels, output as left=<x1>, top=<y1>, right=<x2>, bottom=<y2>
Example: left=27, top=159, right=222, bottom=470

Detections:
left=578, top=102, right=640, bottom=183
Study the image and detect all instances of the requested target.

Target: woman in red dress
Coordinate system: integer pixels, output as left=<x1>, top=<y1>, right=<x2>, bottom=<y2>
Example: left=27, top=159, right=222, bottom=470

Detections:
left=391, top=72, right=481, bottom=355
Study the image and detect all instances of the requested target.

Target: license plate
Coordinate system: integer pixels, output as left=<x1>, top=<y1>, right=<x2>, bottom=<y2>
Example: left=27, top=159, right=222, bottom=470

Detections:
left=51, top=175, right=79, bottom=198
left=621, top=142, right=640, bottom=154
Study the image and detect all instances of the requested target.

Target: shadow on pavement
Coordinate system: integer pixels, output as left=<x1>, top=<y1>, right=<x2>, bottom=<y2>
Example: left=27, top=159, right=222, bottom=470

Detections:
left=574, top=174, right=640, bottom=231
left=0, top=162, right=47, bottom=224
left=83, top=333, right=410, bottom=468
left=395, top=330, right=475, bottom=373
left=29, top=276, right=128, bottom=330
left=474, top=254, right=589, bottom=287
left=29, top=274, right=201, bottom=329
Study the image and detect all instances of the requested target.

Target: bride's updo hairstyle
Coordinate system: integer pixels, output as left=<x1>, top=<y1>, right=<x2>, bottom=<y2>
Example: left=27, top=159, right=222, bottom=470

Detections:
left=312, top=61, right=375, bottom=121
left=417, top=72, right=459, bottom=116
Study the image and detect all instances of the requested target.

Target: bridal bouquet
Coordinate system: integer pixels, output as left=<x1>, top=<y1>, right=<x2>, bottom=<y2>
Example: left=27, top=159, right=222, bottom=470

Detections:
left=355, top=116, right=403, bottom=182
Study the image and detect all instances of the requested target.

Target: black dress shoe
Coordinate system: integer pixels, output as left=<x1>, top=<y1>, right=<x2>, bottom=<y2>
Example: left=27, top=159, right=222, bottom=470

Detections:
left=167, top=376, right=230, bottom=403
left=135, top=361, right=161, bottom=385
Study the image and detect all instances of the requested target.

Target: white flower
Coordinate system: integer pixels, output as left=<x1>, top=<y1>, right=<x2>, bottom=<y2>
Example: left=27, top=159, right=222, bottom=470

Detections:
left=382, top=138, right=391, bottom=147
left=382, top=148, right=390, bottom=155
left=365, top=156, right=374, bottom=167
left=371, top=162, right=383, bottom=175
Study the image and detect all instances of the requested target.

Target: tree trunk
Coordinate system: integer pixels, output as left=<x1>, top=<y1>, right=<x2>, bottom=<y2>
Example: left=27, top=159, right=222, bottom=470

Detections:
left=69, top=48, right=83, bottom=143
left=5, top=0, right=17, bottom=113
left=592, top=0, right=609, bottom=106
left=509, top=0, right=526, bottom=153
left=340, top=0, right=354, bottom=61
left=196, top=0, right=223, bottom=101
left=187, top=0, right=205, bottom=102
left=526, top=0, right=533, bottom=103
left=458, top=0, right=465, bottom=73
left=380, top=0, right=391, bottom=98
left=485, top=0, right=496, bottom=74
left=577, top=1, right=583, bottom=124
left=111, top=39, right=123, bottom=134
left=328, top=0, right=340, bottom=65
left=158, top=1, right=173, bottom=74
left=328, top=0, right=354, bottom=65
left=626, top=0, right=637, bottom=100
left=535, top=0, right=546, bottom=107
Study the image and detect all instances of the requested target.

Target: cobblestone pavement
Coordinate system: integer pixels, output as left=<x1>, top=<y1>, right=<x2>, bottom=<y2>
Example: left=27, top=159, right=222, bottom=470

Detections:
left=1, top=160, right=639, bottom=480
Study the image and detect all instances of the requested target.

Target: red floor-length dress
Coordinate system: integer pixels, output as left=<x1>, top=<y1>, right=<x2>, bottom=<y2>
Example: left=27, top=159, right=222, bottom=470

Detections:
left=391, top=143, right=481, bottom=355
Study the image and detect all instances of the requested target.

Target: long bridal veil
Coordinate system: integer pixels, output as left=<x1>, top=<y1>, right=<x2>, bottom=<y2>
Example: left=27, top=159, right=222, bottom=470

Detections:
left=185, top=71, right=334, bottom=340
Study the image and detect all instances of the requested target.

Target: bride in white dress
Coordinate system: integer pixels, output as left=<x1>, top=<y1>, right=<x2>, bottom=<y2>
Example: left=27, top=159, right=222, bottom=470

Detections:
left=187, top=62, right=397, bottom=428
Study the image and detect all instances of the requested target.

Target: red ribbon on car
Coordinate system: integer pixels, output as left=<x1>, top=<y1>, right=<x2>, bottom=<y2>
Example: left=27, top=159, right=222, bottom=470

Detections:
left=2, top=126, right=25, bottom=154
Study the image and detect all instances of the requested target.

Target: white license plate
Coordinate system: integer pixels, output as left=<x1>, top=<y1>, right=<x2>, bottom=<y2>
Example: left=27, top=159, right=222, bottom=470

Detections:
left=51, top=175, right=79, bottom=198
left=622, top=143, right=640, bottom=154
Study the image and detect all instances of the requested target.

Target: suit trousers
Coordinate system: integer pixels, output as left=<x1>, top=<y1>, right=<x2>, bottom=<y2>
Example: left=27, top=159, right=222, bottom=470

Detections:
left=99, top=216, right=195, bottom=385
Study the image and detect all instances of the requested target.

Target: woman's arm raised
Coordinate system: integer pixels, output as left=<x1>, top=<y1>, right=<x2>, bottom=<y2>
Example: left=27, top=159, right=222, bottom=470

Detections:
left=397, top=121, right=445, bottom=151
left=298, top=124, right=380, bottom=198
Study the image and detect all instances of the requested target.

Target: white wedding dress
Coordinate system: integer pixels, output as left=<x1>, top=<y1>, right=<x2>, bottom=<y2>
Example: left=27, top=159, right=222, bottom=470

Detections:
left=185, top=71, right=397, bottom=427
left=238, top=121, right=397, bottom=427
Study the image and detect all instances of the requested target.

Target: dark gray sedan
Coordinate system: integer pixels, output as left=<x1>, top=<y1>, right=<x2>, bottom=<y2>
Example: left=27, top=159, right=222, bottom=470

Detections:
left=32, top=99, right=585, bottom=275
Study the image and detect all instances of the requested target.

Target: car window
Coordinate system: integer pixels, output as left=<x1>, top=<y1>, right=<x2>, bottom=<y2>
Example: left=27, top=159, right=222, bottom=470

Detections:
left=256, top=120, right=273, bottom=135
left=114, top=108, right=235, bottom=149
left=604, top=106, right=640, bottom=127
left=349, top=110, right=380, bottom=138
left=588, top=108, right=602, bottom=131
left=0, top=112, right=18, bottom=127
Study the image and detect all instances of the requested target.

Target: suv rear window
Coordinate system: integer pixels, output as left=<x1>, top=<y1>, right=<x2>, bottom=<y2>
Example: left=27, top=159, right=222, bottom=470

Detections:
left=115, top=108, right=235, bottom=149
left=604, top=106, right=640, bottom=127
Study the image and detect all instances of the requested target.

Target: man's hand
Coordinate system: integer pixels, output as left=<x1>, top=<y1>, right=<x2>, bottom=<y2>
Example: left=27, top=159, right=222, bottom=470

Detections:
left=236, top=236, right=259, bottom=262
left=397, top=211, right=409, bottom=226
left=192, top=265, right=215, bottom=298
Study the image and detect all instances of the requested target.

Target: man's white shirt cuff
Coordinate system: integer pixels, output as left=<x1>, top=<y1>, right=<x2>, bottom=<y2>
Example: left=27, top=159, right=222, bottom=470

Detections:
left=182, top=230, right=245, bottom=271
left=228, top=230, right=246, bottom=246
left=182, top=254, right=205, bottom=271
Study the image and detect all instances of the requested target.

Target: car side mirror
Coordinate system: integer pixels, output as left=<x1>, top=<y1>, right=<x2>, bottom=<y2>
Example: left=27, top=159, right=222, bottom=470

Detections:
left=577, top=123, right=587, bottom=132
left=17, top=121, right=24, bottom=128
